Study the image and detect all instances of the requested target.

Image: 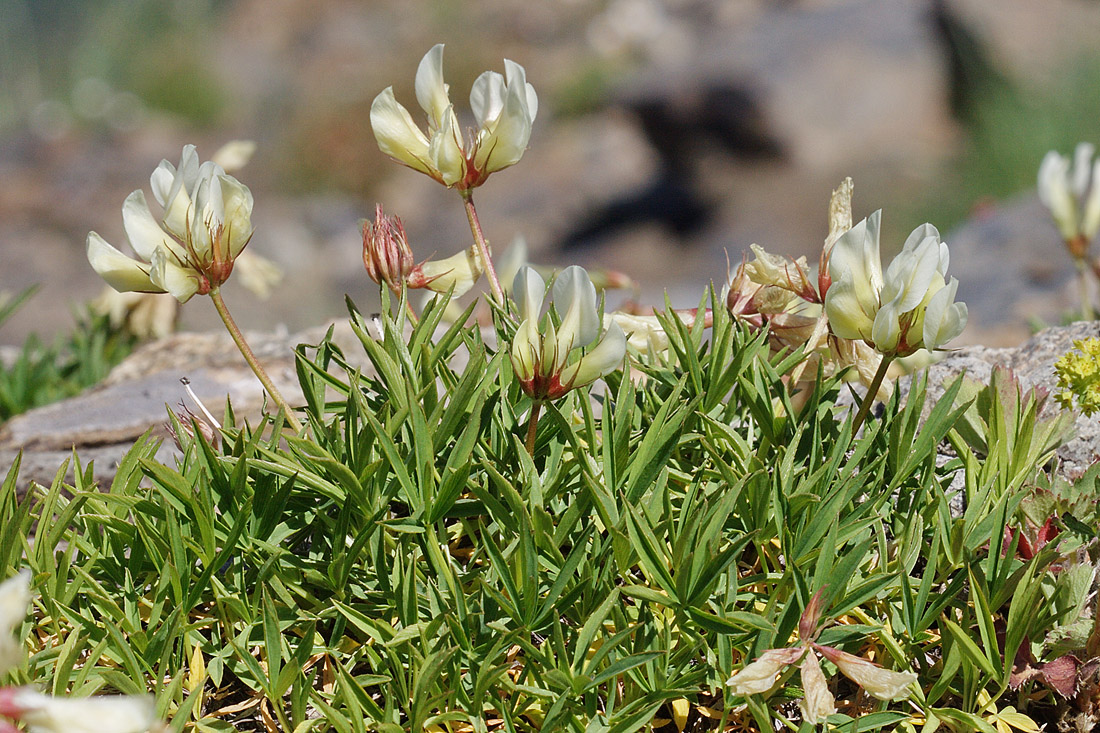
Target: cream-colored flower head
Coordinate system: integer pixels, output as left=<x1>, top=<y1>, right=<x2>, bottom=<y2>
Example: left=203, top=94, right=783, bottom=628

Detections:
left=371, top=44, right=538, bottom=191
left=510, top=266, right=625, bottom=400
left=1038, top=142, right=1100, bottom=244
left=825, top=210, right=966, bottom=357
left=87, top=145, right=255, bottom=303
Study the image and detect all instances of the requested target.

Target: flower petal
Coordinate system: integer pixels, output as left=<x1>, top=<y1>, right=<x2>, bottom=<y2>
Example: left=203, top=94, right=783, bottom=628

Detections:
left=816, top=645, right=917, bottom=701
left=151, top=145, right=199, bottom=237
left=552, top=265, right=599, bottom=351
left=370, top=88, right=434, bottom=176
left=510, top=318, right=540, bottom=383
left=470, top=70, right=506, bottom=128
left=1083, top=158, right=1100, bottom=241
left=1038, top=151, right=1078, bottom=241
left=149, top=247, right=200, bottom=303
left=921, top=277, right=967, bottom=351
left=1072, top=142, right=1095, bottom=198
left=608, top=312, right=669, bottom=352
left=428, top=108, right=467, bottom=186
left=407, top=245, right=484, bottom=297
left=824, top=273, right=874, bottom=341
left=559, top=321, right=626, bottom=390
left=414, top=43, right=451, bottom=130
left=726, top=647, right=804, bottom=696
left=0, top=571, right=31, bottom=677
left=121, top=190, right=176, bottom=261
left=87, top=233, right=160, bottom=294
left=218, top=174, right=255, bottom=259
left=7, top=688, right=156, bottom=733
left=828, top=210, right=884, bottom=300
left=512, top=266, right=545, bottom=324
left=233, top=251, right=281, bottom=299
left=799, top=654, right=837, bottom=725
left=879, top=239, right=939, bottom=316
left=211, top=139, right=256, bottom=172
left=474, top=59, right=535, bottom=174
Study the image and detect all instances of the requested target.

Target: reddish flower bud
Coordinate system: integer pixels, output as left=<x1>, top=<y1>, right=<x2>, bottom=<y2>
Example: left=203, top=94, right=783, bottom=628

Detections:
left=363, top=204, right=414, bottom=293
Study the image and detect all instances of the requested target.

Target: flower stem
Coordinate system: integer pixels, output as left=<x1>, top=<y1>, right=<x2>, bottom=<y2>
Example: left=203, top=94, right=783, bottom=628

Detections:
left=1074, top=257, right=1095, bottom=320
left=461, top=192, right=505, bottom=305
left=209, top=289, right=303, bottom=432
left=850, top=354, right=893, bottom=438
left=525, top=400, right=543, bottom=456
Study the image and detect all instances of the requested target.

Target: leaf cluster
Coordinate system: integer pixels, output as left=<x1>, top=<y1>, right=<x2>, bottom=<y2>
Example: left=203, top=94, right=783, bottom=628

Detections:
left=2, top=291, right=1092, bottom=732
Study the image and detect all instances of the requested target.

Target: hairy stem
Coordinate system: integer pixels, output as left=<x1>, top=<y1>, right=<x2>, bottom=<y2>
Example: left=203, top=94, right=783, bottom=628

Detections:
left=210, top=289, right=303, bottom=432
left=462, top=192, right=505, bottom=305
left=525, top=400, right=543, bottom=456
left=851, top=354, right=893, bottom=438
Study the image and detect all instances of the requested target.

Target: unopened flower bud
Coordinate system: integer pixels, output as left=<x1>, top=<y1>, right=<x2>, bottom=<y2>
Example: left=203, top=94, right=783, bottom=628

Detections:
left=166, top=403, right=220, bottom=451
left=363, top=204, right=414, bottom=293
left=726, top=257, right=764, bottom=325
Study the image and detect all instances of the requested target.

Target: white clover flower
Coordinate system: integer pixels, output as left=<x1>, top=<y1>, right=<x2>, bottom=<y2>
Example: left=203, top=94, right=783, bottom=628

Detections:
left=510, top=266, right=625, bottom=400
left=0, top=571, right=31, bottom=677
left=1038, top=143, right=1100, bottom=246
left=0, top=688, right=156, bottom=733
left=825, top=210, right=966, bottom=357
left=87, top=145, right=255, bottom=303
left=371, top=44, right=538, bottom=191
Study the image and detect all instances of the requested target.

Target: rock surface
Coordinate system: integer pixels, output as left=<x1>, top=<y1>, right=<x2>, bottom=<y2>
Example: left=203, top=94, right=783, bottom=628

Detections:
left=0, top=321, right=369, bottom=490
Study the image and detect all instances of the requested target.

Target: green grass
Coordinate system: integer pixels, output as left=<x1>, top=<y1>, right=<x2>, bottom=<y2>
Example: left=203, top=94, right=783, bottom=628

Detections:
left=1, top=289, right=1095, bottom=731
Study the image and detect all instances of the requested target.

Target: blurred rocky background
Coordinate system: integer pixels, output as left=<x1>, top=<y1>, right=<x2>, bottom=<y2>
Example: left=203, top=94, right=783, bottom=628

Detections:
left=2, top=0, right=1100, bottom=349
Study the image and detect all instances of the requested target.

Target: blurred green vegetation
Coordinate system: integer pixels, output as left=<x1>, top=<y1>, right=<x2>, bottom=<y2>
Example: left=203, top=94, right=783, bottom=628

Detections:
left=906, top=53, right=1100, bottom=236
left=0, top=0, right=228, bottom=131
left=0, top=286, right=137, bottom=423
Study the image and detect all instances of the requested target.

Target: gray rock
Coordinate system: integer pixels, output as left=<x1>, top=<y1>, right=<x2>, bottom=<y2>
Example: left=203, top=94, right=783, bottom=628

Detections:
left=0, top=322, right=368, bottom=491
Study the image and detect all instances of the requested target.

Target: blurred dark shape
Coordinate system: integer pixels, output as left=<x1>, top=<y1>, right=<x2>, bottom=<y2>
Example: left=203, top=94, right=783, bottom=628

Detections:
left=928, top=0, right=1012, bottom=125
left=561, top=82, right=784, bottom=251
